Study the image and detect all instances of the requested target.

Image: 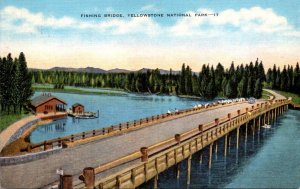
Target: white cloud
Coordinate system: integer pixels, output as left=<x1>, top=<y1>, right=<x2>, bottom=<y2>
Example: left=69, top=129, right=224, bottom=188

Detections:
left=140, top=4, right=159, bottom=12
left=105, top=7, right=115, bottom=12
left=0, top=6, right=76, bottom=33
left=170, top=7, right=300, bottom=37
left=1, top=6, right=299, bottom=38
left=98, top=17, right=161, bottom=35
left=0, top=6, right=161, bottom=35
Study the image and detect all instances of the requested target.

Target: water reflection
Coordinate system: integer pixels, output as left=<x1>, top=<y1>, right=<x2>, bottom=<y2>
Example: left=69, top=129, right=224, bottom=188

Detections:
left=36, top=118, right=67, bottom=133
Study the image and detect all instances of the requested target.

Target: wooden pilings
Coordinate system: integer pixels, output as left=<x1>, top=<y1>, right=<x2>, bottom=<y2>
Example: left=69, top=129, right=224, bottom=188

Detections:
left=245, top=122, right=248, bottom=142
left=258, top=116, right=261, bottom=132
left=187, top=155, right=192, bottom=185
left=236, top=126, right=240, bottom=149
left=224, top=134, right=228, bottom=157
left=199, top=152, right=203, bottom=164
left=209, top=142, right=213, bottom=169
left=153, top=175, right=158, bottom=189
left=176, top=163, right=180, bottom=179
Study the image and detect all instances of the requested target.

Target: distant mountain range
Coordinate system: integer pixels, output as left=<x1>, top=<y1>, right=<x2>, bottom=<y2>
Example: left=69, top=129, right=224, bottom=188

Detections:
left=29, top=67, right=180, bottom=75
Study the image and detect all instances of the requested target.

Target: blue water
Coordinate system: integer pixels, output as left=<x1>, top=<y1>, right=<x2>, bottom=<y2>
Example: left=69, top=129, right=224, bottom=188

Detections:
left=139, top=110, right=300, bottom=188
left=29, top=91, right=208, bottom=143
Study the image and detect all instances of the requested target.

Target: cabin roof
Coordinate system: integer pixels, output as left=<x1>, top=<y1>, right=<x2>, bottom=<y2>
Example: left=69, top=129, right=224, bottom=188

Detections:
left=72, top=103, right=84, bottom=108
left=31, top=94, right=67, bottom=107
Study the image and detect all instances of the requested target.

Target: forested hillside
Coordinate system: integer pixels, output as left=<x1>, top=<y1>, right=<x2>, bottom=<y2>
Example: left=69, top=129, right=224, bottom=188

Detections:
left=31, top=58, right=267, bottom=99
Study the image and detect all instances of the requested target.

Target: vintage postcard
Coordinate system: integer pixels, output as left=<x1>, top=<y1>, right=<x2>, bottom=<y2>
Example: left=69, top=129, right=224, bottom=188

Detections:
left=0, top=0, right=299, bottom=188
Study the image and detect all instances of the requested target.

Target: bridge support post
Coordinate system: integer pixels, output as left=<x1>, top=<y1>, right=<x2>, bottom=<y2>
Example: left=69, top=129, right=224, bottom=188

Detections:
left=82, top=167, right=95, bottom=188
left=153, top=175, right=158, bottom=189
left=252, top=121, right=255, bottom=137
left=199, top=152, right=203, bottom=164
left=60, top=175, right=73, bottom=189
left=187, top=155, right=192, bottom=185
left=209, top=142, right=213, bottom=169
left=236, top=126, right=240, bottom=149
left=258, top=116, right=261, bottom=132
left=224, top=134, right=228, bottom=157
left=176, top=163, right=180, bottom=179
left=245, top=122, right=248, bottom=142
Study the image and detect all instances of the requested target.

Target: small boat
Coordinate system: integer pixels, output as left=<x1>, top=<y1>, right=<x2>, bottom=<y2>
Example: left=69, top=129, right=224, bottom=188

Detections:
left=68, top=110, right=99, bottom=119
left=74, top=112, right=98, bottom=119
left=262, top=124, right=271, bottom=129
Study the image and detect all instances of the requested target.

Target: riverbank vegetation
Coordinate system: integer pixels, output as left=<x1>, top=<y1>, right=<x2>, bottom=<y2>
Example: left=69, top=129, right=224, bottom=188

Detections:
left=0, top=113, right=29, bottom=132
left=0, top=53, right=33, bottom=114
left=0, top=53, right=33, bottom=132
left=277, top=91, right=300, bottom=104
left=33, top=85, right=127, bottom=95
left=265, top=63, right=300, bottom=96
left=261, top=90, right=273, bottom=100
left=31, top=58, right=266, bottom=99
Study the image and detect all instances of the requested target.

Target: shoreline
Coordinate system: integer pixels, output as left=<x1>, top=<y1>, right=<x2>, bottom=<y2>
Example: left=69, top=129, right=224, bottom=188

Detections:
left=34, top=84, right=210, bottom=100
left=33, top=86, right=128, bottom=96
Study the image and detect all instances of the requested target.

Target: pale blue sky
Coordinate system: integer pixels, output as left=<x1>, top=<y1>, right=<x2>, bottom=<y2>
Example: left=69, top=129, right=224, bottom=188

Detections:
left=0, top=0, right=299, bottom=70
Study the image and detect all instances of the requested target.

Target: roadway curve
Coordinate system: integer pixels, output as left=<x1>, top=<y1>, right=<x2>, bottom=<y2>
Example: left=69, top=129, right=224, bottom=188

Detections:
left=0, top=91, right=284, bottom=188
left=263, top=89, right=286, bottom=100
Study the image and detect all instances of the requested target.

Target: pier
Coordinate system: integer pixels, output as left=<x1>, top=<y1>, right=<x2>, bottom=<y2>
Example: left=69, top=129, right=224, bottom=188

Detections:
left=0, top=90, right=293, bottom=188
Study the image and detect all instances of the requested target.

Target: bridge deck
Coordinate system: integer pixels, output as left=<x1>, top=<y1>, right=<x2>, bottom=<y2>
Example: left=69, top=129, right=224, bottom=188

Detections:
left=0, top=100, right=268, bottom=188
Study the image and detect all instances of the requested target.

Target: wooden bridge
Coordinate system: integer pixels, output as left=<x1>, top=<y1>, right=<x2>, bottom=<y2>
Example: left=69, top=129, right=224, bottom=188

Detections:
left=0, top=90, right=292, bottom=188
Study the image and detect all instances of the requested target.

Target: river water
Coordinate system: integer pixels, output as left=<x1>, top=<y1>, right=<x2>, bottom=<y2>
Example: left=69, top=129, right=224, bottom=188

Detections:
left=29, top=91, right=207, bottom=143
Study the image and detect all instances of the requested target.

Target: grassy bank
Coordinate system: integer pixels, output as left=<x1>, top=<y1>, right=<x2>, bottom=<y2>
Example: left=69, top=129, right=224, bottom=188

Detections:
left=0, top=113, right=29, bottom=133
left=33, top=86, right=127, bottom=95
left=261, top=90, right=274, bottom=100
left=276, top=91, right=300, bottom=104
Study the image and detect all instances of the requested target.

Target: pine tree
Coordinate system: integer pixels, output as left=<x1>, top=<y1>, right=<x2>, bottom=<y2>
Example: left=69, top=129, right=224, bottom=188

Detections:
left=280, top=66, right=288, bottom=90
left=225, top=78, right=237, bottom=98
left=185, top=66, right=193, bottom=95
left=215, top=63, right=224, bottom=92
left=18, top=52, right=33, bottom=112
left=272, top=64, right=277, bottom=89
left=237, top=76, right=248, bottom=97
left=254, top=79, right=263, bottom=98
left=207, top=66, right=217, bottom=99
left=0, top=57, right=4, bottom=112
left=180, top=63, right=186, bottom=94
left=294, top=62, right=300, bottom=95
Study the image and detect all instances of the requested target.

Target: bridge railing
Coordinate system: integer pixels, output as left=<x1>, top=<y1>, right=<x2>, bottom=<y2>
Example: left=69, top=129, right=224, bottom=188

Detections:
left=76, top=99, right=288, bottom=188
left=27, top=100, right=247, bottom=153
